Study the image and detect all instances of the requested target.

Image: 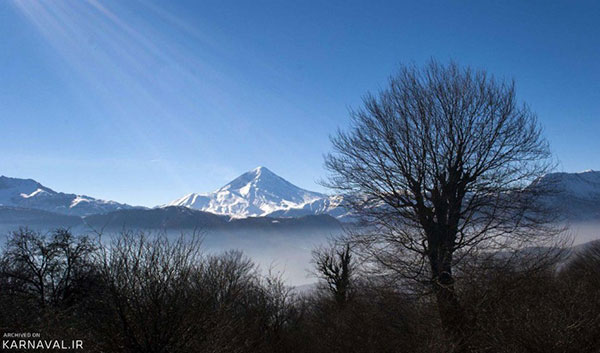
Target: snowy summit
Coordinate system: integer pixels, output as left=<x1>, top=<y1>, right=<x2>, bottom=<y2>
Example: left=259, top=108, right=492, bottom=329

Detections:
left=167, top=167, right=326, bottom=218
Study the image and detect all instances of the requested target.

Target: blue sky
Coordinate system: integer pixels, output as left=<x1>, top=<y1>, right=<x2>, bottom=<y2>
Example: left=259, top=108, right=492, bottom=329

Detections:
left=1, top=0, right=598, bottom=207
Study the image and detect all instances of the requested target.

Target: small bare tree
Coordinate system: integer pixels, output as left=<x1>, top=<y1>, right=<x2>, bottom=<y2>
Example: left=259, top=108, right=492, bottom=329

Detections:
left=312, top=242, right=354, bottom=307
left=324, top=60, right=562, bottom=344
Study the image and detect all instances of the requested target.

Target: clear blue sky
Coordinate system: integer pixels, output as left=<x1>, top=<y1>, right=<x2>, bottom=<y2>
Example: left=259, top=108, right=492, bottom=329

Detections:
left=1, top=0, right=598, bottom=207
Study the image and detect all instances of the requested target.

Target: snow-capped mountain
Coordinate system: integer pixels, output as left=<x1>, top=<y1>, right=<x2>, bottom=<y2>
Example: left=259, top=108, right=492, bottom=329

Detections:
left=0, top=175, right=134, bottom=216
left=532, top=170, right=600, bottom=220
left=536, top=170, right=600, bottom=199
left=167, top=166, right=348, bottom=219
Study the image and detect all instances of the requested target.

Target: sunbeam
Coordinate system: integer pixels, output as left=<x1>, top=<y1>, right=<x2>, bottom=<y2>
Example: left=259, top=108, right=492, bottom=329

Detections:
left=9, top=0, right=243, bottom=193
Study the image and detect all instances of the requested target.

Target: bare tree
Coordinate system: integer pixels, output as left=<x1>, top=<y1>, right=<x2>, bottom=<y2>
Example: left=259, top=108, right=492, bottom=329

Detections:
left=312, top=242, right=354, bottom=308
left=0, top=227, right=97, bottom=308
left=324, top=60, right=562, bottom=344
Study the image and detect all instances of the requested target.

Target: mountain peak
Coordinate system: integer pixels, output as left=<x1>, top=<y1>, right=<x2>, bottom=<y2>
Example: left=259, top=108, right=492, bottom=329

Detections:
left=0, top=176, right=55, bottom=201
left=241, top=166, right=276, bottom=180
left=168, top=167, right=325, bottom=218
left=252, top=166, right=271, bottom=173
left=239, top=166, right=279, bottom=184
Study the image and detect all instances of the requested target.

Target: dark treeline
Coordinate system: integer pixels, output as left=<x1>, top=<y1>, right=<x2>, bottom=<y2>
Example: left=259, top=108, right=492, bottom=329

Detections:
left=1, top=227, right=599, bottom=353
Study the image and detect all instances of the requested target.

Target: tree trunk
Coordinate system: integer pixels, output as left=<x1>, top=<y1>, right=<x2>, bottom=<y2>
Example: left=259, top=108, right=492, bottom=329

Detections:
left=429, top=246, right=471, bottom=352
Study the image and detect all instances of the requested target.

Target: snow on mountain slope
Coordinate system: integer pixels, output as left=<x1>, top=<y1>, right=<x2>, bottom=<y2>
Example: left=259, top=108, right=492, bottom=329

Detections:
left=0, top=175, right=134, bottom=216
left=535, top=170, right=600, bottom=199
left=265, top=194, right=354, bottom=221
left=167, top=167, right=330, bottom=218
left=528, top=170, right=600, bottom=220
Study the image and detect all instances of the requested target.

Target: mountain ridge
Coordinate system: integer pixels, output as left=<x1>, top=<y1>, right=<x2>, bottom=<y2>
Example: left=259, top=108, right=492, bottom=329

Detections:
left=533, top=170, right=600, bottom=220
left=1, top=169, right=599, bottom=227
left=0, top=175, right=136, bottom=216
left=0, top=205, right=342, bottom=233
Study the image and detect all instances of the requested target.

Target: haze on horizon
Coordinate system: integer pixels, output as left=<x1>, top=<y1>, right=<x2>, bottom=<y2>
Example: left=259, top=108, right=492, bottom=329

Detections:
left=1, top=0, right=598, bottom=207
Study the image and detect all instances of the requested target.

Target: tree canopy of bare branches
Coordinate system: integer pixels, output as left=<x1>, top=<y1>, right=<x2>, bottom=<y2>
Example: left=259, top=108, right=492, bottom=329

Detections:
left=0, top=227, right=97, bottom=308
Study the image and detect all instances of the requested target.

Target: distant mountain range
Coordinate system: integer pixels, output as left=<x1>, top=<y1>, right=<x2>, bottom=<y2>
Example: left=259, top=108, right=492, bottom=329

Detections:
left=0, top=168, right=599, bottom=232
left=167, top=167, right=600, bottom=222
left=0, top=175, right=134, bottom=216
left=0, top=167, right=349, bottom=232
